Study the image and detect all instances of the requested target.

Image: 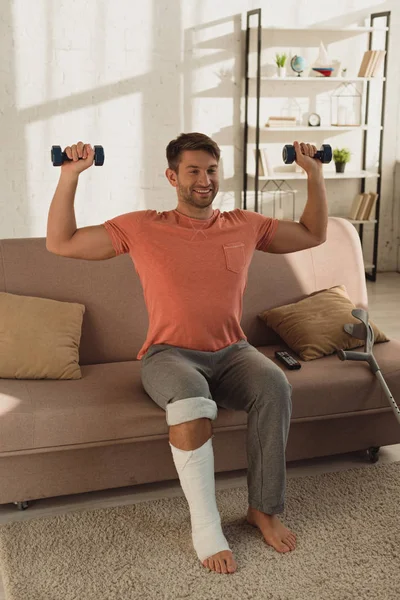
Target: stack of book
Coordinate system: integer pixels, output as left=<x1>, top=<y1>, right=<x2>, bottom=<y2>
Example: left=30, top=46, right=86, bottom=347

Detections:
left=357, top=50, right=386, bottom=77
left=348, top=192, right=378, bottom=221
left=265, top=116, right=297, bottom=128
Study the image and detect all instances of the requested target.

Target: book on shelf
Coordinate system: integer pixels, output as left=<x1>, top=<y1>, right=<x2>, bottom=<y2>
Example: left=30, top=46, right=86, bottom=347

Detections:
left=357, top=50, right=386, bottom=77
left=371, top=51, right=386, bottom=76
left=254, top=149, right=265, bottom=176
left=253, top=148, right=273, bottom=176
left=348, top=192, right=378, bottom=220
left=365, top=192, right=378, bottom=220
left=261, top=148, right=273, bottom=175
left=265, top=116, right=297, bottom=128
left=356, top=193, right=371, bottom=220
left=348, top=193, right=365, bottom=219
left=358, top=50, right=373, bottom=77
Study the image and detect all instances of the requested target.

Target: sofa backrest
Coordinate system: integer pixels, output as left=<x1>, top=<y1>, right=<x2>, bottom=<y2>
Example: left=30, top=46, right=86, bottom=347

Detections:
left=0, top=217, right=367, bottom=364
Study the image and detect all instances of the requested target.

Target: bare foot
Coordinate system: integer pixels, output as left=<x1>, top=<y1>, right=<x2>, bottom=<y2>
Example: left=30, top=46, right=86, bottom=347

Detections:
left=246, top=507, right=296, bottom=553
left=202, top=549, right=237, bottom=574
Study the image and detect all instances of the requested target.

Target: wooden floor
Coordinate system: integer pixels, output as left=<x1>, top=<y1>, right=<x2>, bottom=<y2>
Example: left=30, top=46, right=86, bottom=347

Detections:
left=0, top=272, right=399, bottom=598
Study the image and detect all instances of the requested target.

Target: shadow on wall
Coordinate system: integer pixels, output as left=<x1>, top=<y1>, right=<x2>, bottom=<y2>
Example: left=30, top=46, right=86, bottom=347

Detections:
left=183, top=14, right=243, bottom=209
left=1, top=0, right=184, bottom=239
left=1, top=0, right=26, bottom=239
left=3, top=4, right=251, bottom=238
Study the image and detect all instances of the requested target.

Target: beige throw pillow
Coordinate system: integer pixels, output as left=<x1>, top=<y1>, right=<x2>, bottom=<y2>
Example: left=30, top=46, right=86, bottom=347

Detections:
left=0, top=292, right=85, bottom=379
left=258, top=285, right=389, bottom=361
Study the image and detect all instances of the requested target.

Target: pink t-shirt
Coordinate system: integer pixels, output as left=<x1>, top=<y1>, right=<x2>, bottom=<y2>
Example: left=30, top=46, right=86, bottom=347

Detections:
left=103, top=208, right=278, bottom=360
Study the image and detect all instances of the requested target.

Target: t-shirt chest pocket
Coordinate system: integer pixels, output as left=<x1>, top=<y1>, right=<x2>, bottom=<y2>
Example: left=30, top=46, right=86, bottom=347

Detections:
left=223, top=242, right=246, bottom=274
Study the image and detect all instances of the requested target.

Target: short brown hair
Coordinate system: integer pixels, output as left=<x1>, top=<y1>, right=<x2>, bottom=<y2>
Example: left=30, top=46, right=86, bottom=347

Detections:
left=166, top=132, right=220, bottom=172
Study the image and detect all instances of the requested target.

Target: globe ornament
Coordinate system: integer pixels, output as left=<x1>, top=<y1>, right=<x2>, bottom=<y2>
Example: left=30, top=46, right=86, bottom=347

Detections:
left=290, top=55, right=306, bottom=77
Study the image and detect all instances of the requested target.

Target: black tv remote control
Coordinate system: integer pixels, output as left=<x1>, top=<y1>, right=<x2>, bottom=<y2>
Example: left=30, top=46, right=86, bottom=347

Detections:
left=274, top=351, right=301, bottom=370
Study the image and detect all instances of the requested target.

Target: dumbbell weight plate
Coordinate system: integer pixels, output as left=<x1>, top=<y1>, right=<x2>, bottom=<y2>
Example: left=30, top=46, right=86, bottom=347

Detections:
left=321, top=144, right=332, bottom=163
left=51, top=146, right=63, bottom=166
left=93, top=145, right=105, bottom=166
left=282, top=144, right=296, bottom=164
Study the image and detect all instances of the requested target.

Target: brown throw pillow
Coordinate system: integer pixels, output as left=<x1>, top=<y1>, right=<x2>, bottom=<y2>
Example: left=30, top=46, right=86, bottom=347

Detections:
left=258, top=284, right=389, bottom=361
left=0, top=292, right=85, bottom=379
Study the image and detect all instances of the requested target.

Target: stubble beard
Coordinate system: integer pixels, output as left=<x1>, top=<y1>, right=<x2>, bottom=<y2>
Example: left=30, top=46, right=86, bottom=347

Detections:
left=177, top=183, right=218, bottom=210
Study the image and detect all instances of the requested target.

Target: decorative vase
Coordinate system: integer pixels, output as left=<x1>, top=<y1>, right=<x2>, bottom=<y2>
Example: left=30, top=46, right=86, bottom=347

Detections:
left=278, top=66, right=286, bottom=78
left=335, top=162, right=346, bottom=173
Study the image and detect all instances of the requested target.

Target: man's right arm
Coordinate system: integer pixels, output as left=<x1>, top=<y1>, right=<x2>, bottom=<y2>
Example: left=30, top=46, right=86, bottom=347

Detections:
left=46, top=142, right=116, bottom=260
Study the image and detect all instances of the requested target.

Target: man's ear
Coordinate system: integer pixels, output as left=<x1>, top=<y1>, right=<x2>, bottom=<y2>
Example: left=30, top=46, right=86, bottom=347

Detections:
left=165, top=168, right=178, bottom=188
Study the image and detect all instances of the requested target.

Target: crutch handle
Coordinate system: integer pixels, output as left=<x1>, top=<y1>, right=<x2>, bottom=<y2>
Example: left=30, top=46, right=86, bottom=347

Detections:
left=337, top=350, right=368, bottom=361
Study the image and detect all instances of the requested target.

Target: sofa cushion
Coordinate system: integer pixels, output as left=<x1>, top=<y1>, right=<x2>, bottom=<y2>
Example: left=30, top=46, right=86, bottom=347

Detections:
left=0, top=360, right=247, bottom=454
left=1, top=341, right=399, bottom=454
left=0, top=292, right=85, bottom=380
left=258, top=285, right=389, bottom=361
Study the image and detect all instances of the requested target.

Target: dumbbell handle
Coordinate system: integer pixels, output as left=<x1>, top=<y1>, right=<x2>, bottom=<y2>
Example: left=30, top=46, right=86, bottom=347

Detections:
left=61, top=152, right=85, bottom=162
left=313, top=150, right=327, bottom=161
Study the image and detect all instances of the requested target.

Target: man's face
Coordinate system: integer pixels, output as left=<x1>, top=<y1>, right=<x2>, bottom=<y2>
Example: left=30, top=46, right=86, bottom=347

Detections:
left=166, top=150, right=219, bottom=208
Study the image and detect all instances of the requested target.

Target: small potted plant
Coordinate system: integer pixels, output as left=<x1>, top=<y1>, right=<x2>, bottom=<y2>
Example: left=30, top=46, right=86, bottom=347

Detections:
left=333, top=147, right=351, bottom=173
left=275, top=53, right=287, bottom=78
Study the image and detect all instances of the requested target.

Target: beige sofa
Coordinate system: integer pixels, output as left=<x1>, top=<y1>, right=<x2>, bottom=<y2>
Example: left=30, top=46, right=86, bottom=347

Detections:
left=1, top=216, right=400, bottom=510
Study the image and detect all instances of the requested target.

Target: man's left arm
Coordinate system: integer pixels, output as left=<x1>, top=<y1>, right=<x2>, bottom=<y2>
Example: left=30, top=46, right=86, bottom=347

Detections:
left=267, top=141, right=328, bottom=254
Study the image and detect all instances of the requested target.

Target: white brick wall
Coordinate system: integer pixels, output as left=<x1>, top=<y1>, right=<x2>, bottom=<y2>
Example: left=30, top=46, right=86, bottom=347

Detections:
left=1, top=0, right=399, bottom=269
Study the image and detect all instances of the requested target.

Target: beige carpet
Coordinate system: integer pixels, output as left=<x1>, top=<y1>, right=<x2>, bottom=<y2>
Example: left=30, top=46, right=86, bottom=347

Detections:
left=1, top=461, right=400, bottom=600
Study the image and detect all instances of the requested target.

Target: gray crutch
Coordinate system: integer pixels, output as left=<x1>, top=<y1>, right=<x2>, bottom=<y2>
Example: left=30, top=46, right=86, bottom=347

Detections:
left=337, top=308, right=400, bottom=426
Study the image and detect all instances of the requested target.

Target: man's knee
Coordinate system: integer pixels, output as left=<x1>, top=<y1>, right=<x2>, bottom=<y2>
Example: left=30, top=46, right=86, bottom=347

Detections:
left=169, top=417, right=212, bottom=451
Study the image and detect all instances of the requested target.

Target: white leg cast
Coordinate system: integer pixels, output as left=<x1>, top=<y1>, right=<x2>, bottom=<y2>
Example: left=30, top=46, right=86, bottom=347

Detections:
left=169, top=436, right=231, bottom=562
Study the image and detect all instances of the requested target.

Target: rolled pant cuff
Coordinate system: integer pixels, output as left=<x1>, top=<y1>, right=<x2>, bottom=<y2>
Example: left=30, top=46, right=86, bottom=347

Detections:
left=166, top=396, right=218, bottom=426
left=248, top=497, right=284, bottom=515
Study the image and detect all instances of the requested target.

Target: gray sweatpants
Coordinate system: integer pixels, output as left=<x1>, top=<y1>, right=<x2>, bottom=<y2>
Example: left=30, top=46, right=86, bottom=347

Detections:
left=140, top=339, right=292, bottom=514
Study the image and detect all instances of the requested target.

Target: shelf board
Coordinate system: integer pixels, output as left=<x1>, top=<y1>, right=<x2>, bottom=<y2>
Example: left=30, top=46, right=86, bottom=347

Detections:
left=257, top=76, right=385, bottom=82
left=254, top=170, right=379, bottom=180
left=262, top=26, right=388, bottom=33
left=261, top=126, right=381, bottom=132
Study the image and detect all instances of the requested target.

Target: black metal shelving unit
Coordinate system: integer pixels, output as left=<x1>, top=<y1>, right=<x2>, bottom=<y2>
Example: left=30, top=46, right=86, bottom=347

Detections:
left=360, top=11, right=390, bottom=281
left=243, top=8, right=391, bottom=282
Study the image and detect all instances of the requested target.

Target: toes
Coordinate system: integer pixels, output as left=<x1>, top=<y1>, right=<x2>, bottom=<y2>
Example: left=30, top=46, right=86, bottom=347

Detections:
left=283, top=538, right=293, bottom=551
left=276, top=541, right=289, bottom=552
left=284, top=535, right=296, bottom=551
left=202, top=556, right=236, bottom=574
left=226, top=560, right=237, bottom=573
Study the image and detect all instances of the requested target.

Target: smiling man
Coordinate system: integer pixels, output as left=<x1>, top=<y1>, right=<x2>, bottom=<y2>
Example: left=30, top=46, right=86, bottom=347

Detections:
left=47, top=132, right=328, bottom=576
left=136, top=132, right=328, bottom=574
